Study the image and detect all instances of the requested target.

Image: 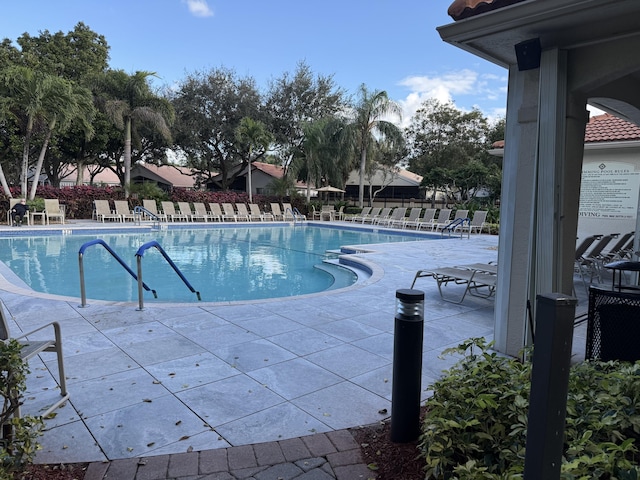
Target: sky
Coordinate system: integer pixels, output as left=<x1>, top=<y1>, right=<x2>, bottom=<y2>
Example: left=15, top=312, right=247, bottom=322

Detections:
left=0, top=0, right=510, bottom=127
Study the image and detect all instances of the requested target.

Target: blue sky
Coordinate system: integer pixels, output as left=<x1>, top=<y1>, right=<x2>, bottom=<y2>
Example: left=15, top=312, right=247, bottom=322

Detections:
left=0, top=0, right=509, bottom=126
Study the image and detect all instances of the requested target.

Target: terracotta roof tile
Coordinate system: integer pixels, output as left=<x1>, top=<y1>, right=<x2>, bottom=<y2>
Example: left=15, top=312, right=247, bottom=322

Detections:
left=584, top=113, right=640, bottom=143
left=448, top=0, right=528, bottom=21
left=492, top=114, right=640, bottom=149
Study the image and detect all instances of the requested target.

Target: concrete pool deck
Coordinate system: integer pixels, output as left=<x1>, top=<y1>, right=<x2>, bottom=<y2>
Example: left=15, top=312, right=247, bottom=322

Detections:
left=0, top=219, right=589, bottom=477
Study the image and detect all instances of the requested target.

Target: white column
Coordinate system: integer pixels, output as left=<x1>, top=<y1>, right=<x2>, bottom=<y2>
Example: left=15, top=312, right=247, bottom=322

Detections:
left=494, top=66, right=540, bottom=357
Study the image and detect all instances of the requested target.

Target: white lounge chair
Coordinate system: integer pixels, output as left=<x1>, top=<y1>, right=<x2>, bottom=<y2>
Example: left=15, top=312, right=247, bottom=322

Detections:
left=415, top=208, right=437, bottom=230
left=94, top=200, right=120, bottom=222
left=142, top=199, right=167, bottom=221
left=208, top=203, right=223, bottom=222
left=45, top=199, right=65, bottom=224
left=162, top=201, right=189, bottom=222
left=221, top=203, right=238, bottom=221
left=114, top=200, right=136, bottom=222
left=235, top=203, right=251, bottom=221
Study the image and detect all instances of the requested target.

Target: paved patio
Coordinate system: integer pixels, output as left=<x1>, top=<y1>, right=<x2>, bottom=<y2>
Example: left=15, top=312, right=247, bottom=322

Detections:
left=0, top=219, right=588, bottom=466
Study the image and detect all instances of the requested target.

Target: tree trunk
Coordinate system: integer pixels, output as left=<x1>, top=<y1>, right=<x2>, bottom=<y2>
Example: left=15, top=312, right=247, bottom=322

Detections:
left=29, top=121, right=55, bottom=200
left=124, top=117, right=132, bottom=198
left=358, top=149, right=367, bottom=208
left=0, top=163, right=11, bottom=197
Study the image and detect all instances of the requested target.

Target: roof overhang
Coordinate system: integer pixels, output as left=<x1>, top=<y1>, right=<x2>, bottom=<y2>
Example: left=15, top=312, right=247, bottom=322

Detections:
left=438, top=0, right=640, bottom=69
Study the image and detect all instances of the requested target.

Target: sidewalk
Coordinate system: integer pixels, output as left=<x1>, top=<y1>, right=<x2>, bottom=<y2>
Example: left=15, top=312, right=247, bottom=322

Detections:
left=84, top=429, right=373, bottom=480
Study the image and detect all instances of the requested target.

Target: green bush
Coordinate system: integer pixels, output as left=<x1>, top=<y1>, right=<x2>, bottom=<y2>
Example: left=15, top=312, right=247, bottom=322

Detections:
left=419, top=338, right=640, bottom=479
left=0, top=340, right=44, bottom=476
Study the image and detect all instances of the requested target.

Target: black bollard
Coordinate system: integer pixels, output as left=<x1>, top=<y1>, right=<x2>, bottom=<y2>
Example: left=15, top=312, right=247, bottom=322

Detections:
left=391, top=288, right=425, bottom=443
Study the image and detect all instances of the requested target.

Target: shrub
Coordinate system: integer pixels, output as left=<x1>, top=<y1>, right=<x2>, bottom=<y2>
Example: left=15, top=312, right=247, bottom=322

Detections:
left=419, top=338, right=640, bottom=479
left=0, top=340, right=44, bottom=476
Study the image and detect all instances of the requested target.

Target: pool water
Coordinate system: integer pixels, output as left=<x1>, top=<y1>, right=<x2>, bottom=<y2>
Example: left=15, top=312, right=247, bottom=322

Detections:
left=0, top=225, right=428, bottom=303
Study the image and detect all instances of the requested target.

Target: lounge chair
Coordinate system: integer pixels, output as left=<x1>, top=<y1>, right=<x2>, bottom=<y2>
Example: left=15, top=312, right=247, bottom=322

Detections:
left=371, top=207, right=392, bottom=224
left=0, top=300, right=69, bottom=418
left=577, top=234, right=618, bottom=286
left=415, top=208, right=437, bottom=230
left=249, top=203, right=272, bottom=221
left=45, top=199, right=65, bottom=224
left=431, top=208, right=452, bottom=231
left=348, top=207, right=371, bottom=222
left=93, top=200, right=122, bottom=223
left=177, top=202, right=204, bottom=222
left=378, top=207, right=407, bottom=227
left=270, top=203, right=284, bottom=221
left=438, top=209, right=470, bottom=234
left=462, top=210, right=489, bottom=234
left=411, top=263, right=497, bottom=304
left=221, top=203, right=238, bottom=221
left=235, top=203, right=251, bottom=221
left=599, top=231, right=635, bottom=263
left=162, top=201, right=189, bottom=222
left=114, top=200, right=136, bottom=222
left=142, top=199, right=167, bottom=221
left=192, top=202, right=210, bottom=222
left=394, top=207, right=421, bottom=229
left=208, top=203, right=223, bottom=222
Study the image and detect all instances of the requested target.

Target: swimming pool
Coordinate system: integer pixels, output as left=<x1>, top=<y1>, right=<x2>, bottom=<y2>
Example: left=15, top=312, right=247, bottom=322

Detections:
left=0, top=224, right=433, bottom=303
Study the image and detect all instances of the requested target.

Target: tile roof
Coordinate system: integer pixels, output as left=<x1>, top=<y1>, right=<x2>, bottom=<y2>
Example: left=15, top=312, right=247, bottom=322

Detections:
left=584, top=113, right=640, bottom=143
left=491, top=114, right=640, bottom=148
left=448, top=0, right=528, bottom=21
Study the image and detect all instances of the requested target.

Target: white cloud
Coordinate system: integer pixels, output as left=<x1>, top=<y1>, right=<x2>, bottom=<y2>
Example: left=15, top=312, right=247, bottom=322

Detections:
left=394, top=69, right=507, bottom=127
left=183, top=0, right=214, bottom=17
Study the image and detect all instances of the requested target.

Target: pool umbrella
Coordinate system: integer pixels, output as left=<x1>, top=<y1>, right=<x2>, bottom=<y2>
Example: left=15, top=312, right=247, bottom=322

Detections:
left=316, top=185, right=345, bottom=193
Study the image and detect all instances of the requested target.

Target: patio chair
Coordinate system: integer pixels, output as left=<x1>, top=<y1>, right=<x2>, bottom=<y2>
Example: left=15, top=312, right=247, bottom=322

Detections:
left=177, top=202, right=204, bottom=222
left=208, top=203, right=223, bottom=222
left=432, top=208, right=452, bottom=231
left=235, top=203, right=251, bottom=221
left=114, top=200, right=136, bottom=222
left=320, top=205, right=335, bottom=221
left=348, top=206, right=371, bottom=222
left=411, top=264, right=497, bottom=304
left=395, top=207, right=422, bottom=229
left=44, top=199, right=65, bottom=224
left=246, top=204, right=265, bottom=221
left=334, top=205, right=345, bottom=221
left=0, top=300, right=69, bottom=418
left=221, top=203, right=238, bottom=221
left=283, top=203, right=306, bottom=221
left=462, top=210, right=489, bottom=234
left=371, top=207, right=393, bottom=224
left=378, top=207, right=406, bottom=227
left=415, top=208, right=437, bottom=230
left=436, top=209, right=467, bottom=232
left=270, top=203, right=284, bottom=221
left=162, top=201, right=189, bottom=222
left=142, top=199, right=167, bottom=221
left=310, top=206, right=321, bottom=220
left=192, top=202, right=210, bottom=222
left=93, top=200, right=122, bottom=223
left=7, top=199, right=31, bottom=226
left=576, top=234, right=617, bottom=287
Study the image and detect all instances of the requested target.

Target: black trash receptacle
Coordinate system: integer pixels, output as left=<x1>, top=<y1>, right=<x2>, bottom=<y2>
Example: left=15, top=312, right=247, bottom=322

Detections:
left=586, top=287, right=640, bottom=362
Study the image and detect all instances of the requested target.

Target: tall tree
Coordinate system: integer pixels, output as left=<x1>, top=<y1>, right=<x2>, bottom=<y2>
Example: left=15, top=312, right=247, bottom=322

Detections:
left=94, top=70, right=174, bottom=197
left=171, top=67, right=262, bottom=190
left=349, top=84, right=403, bottom=207
left=235, top=117, right=272, bottom=202
left=265, top=61, right=346, bottom=178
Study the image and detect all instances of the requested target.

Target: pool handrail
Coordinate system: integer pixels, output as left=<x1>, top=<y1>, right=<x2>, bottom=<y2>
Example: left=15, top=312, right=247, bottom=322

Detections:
left=78, top=239, right=157, bottom=308
left=133, top=205, right=161, bottom=227
left=440, top=218, right=471, bottom=239
left=135, top=241, right=201, bottom=310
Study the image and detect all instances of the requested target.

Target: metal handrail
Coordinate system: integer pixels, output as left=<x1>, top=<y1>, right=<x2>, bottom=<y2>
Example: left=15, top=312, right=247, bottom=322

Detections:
left=133, top=205, right=160, bottom=227
left=441, top=218, right=471, bottom=239
left=135, top=241, right=201, bottom=310
left=78, top=239, right=157, bottom=307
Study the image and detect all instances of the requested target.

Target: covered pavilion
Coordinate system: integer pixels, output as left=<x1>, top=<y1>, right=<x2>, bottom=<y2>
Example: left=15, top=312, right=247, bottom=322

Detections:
left=439, top=0, right=640, bottom=356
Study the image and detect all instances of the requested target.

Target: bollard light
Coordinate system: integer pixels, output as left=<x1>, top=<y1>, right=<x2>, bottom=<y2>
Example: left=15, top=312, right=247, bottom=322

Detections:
left=391, top=288, right=425, bottom=443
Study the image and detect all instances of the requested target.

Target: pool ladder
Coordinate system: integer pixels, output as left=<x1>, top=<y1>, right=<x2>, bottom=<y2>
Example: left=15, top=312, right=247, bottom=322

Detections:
left=78, top=239, right=201, bottom=309
left=285, top=207, right=306, bottom=224
left=133, top=205, right=162, bottom=229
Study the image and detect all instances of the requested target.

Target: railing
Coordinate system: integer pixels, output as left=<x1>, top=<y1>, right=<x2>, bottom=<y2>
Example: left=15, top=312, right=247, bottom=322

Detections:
left=285, top=207, right=306, bottom=224
left=441, top=218, right=471, bottom=239
left=133, top=205, right=161, bottom=228
left=78, top=239, right=157, bottom=308
left=135, top=241, right=201, bottom=310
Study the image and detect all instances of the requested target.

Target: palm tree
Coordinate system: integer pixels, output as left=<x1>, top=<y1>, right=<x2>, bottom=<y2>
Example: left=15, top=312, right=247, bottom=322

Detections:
left=94, top=70, right=174, bottom=198
left=349, top=84, right=402, bottom=207
left=235, top=117, right=272, bottom=203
